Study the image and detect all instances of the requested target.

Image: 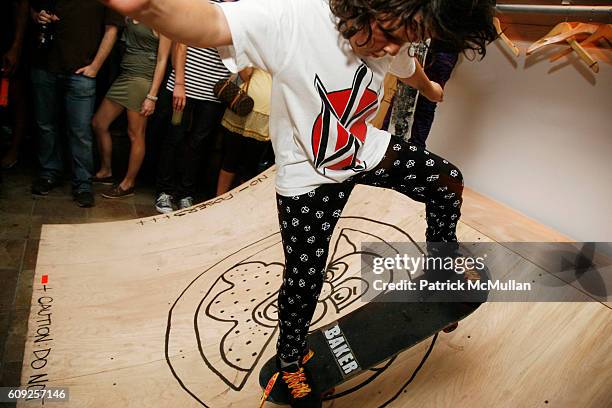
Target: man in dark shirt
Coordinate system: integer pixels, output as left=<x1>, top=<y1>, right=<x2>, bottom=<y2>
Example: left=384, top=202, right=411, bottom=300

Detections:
left=30, top=0, right=123, bottom=207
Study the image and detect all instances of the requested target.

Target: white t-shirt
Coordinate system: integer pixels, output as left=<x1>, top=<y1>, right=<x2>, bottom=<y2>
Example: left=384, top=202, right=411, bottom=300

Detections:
left=218, top=0, right=416, bottom=196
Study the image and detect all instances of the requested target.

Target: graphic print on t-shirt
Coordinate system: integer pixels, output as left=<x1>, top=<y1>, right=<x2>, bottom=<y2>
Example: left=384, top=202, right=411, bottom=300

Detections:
left=311, top=63, right=379, bottom=174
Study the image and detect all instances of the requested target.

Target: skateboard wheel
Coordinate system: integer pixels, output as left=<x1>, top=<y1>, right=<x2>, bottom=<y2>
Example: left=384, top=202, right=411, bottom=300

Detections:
left=322, top=388, right=335, bottom=398
left=442, top=322, right=459, bottom=333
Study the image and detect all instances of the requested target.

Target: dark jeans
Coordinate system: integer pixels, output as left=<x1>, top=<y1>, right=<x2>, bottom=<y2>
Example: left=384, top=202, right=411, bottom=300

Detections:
left=156, top=89, right=225, bottom=199
left=31, top=68, right=96, bottom=193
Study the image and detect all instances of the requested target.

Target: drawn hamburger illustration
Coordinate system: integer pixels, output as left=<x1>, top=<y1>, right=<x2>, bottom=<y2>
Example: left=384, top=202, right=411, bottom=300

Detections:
left=166, top=217, right=420, bottom=406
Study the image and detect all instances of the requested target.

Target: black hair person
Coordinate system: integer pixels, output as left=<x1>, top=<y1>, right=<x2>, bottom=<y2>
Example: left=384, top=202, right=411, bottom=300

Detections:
left=330, top=0, right=498, bottom=57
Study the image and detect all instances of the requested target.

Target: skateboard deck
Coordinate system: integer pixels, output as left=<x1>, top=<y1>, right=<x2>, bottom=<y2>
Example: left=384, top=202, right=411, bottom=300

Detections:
left=259, top=294, right=484, bottom=404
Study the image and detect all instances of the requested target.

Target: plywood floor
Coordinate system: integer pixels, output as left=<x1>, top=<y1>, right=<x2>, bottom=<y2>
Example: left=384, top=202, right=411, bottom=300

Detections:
left=19, top=167, right=611, bottom=407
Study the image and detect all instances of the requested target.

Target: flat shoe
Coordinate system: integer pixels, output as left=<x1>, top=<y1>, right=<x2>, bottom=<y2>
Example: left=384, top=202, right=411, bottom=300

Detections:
left=102, top=185, right=135, bottom=199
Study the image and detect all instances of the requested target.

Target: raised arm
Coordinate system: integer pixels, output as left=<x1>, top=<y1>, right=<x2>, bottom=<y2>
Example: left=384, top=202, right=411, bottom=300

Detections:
left=99, top=0, right=232, bottom=48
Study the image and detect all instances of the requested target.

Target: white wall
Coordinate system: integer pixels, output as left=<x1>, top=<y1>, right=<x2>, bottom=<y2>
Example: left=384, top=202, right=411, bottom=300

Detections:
left=427, top=41, right=612, bottom=241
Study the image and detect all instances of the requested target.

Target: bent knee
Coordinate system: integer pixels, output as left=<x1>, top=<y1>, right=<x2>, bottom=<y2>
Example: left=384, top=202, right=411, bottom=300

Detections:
left=127, top=128, right=145, bottom=142
left=447, top=163, right=463, bottom=185
left=91, top=115, right=106, bottom=133
left=435, top=161, right=464, bottom=197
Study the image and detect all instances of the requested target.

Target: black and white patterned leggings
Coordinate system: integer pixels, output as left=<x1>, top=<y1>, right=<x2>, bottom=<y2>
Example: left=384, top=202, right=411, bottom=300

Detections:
left=276, top=137, right=464, bottom=362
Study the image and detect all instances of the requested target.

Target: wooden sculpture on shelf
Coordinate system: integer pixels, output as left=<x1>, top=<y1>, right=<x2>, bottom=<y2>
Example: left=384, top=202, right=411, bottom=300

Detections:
left=493, top=17, right=520, bottom=57
left=527, top=22, right=600, bottom=73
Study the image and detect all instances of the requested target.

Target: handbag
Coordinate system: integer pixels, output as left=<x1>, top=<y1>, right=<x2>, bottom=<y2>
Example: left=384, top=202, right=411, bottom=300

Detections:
left=213, top=76, right=254, bottom=117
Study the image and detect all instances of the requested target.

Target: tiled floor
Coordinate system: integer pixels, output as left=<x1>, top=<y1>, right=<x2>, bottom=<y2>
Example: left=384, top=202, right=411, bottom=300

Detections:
left=0, top=164, right=158, bottom=400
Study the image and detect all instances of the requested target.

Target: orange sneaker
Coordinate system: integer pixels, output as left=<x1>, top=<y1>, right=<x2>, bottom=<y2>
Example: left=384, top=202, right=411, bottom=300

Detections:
left=259, top=351, right=321, bottom=408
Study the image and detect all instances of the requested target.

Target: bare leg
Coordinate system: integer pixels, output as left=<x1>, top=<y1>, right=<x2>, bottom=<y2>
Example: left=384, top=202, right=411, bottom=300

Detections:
left=119, top=110, right=147, bottom=191
left=91, top=98, right=124, bottom=178
left=216, top=169, right=236, bottom=195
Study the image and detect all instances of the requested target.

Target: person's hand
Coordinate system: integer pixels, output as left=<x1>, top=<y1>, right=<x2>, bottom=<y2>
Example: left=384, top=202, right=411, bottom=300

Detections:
left=2, top=47, right=21, bottom=76
left=75, top=64, right=99, bottom=78
left=173, top=83, right=186, bottom=111
left=422, top=81, right=444, bottom=103
left=34, top=9, right=59, bottom=24
left=99, top=0, right=151, bottom=16
left=140, top=98, right=156, bottom=116
left=238, top=67, right=254, bottom=83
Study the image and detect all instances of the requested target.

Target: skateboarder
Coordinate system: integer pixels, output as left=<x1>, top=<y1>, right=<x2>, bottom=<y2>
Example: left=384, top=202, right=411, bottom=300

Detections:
left=99, top=0, right=497, bottom=406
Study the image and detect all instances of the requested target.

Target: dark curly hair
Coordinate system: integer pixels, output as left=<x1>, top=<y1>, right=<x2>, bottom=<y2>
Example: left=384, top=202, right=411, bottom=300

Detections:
left=329, top=0, right=498, bottom=58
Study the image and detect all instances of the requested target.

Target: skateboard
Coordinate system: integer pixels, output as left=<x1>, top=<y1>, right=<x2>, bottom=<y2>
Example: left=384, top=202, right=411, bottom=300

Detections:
left=259, top=294, right=484, bottom=404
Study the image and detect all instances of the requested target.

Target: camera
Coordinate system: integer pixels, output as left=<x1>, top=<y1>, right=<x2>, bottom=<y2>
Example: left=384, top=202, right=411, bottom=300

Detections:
left=37, top=23, right=55, bottom=49
left=37, top=0, right=56, bottom=50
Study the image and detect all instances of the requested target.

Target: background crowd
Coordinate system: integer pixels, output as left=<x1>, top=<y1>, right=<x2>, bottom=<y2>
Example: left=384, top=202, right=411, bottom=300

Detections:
left=0, top=0, right=273, bottom=210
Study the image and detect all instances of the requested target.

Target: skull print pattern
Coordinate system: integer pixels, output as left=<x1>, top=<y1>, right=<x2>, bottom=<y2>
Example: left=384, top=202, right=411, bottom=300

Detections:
left=276, top=137, right=463, bottom=362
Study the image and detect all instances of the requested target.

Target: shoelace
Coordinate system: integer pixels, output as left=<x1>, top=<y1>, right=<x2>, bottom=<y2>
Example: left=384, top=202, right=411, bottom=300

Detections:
left=302, top=349, right=314, bottom=364
left=158, top=195, right=172, bottom=206
left=282, top=368, right=312, bottom=399
left=259, top=351, right=316, bottom=407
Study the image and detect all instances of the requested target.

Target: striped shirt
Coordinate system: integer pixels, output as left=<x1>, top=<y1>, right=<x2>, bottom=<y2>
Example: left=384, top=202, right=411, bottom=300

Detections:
left=166, top=46, right=231, bottom=102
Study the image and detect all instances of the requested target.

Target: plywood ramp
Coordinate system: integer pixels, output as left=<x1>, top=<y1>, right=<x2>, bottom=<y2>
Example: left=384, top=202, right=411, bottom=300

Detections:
left=20, top=167, right=611, bottom=407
